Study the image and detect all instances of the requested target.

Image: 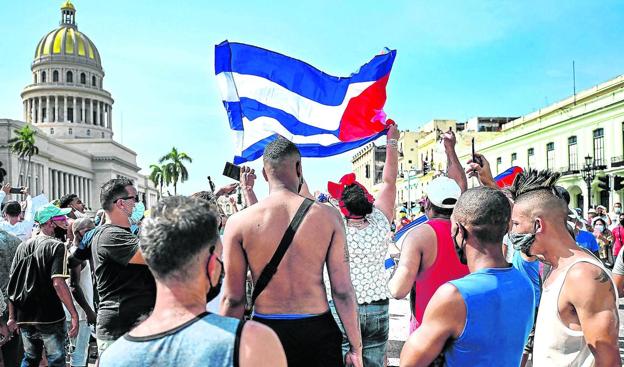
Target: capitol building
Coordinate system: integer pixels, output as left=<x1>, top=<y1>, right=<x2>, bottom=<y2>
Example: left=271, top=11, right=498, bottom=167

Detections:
left=1, top=1, right=157, bottom=209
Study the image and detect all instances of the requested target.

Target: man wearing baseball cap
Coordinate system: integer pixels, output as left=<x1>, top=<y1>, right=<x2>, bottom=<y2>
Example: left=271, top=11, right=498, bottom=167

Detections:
left=6, top=203, right=79, bottom=367
left=388, top=176, right=469, bottom=333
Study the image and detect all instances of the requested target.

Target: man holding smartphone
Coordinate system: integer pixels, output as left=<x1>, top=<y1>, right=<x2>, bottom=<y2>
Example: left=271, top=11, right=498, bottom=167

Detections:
left=0, top=184, right=35, bottom=241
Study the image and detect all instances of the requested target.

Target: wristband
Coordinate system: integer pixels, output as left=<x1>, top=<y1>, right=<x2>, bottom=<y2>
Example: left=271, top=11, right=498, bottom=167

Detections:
left=387, top=139, right=398, bottom=148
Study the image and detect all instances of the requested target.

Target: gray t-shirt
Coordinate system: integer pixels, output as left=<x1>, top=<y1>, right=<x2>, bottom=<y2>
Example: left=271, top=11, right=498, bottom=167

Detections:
left=613, top=249, right=624, bottom=276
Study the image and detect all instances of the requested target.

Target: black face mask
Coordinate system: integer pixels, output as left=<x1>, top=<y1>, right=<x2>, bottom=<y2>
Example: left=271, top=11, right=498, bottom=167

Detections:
left=452, top=223, right=468, bottom=265
left=53, top=224, right=67, bottom=242
left=206, top=253, right=224, bottom=303
left=620, top=219, right=624, bottom=226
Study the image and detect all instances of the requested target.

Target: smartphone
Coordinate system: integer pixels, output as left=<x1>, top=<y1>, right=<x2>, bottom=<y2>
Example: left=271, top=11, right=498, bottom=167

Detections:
left=9, top=187, right=22, bottom=194
left=222, top=162, right=241, bottom=181
left=471, top=138, right=482, bottom=167
left=207, top=176, right=216, bottom=192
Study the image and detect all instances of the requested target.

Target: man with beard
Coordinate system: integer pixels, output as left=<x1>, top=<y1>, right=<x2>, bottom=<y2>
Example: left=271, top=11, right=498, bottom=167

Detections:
left=508, top=170, right=620, bottom=366
left=59, top=194, right=87, bottom=220
left=70, top=178, right=155, bottom=355
left=99, top=196, right=286, bottom=366
left=400, top=187, right=534, bottom=366
left=6, top=203, right=79, bottom=367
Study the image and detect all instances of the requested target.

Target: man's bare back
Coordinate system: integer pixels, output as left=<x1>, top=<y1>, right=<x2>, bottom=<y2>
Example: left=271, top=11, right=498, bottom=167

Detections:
left=222, top=190, right=346, bottom=315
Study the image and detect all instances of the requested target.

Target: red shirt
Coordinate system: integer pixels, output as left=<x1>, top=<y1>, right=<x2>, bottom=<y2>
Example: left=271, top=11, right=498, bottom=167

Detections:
left=410, top=219, right=470, bottom=333
left=613, top=225, right=624, bottom=257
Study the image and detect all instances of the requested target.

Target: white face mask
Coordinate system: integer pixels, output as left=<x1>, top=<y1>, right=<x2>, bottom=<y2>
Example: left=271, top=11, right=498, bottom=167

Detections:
left=594, top=225, right=605, bottom=232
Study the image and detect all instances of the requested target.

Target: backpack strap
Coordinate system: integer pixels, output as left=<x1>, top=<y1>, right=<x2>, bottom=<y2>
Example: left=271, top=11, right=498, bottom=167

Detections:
left=249, top=198, right=315, bottom=308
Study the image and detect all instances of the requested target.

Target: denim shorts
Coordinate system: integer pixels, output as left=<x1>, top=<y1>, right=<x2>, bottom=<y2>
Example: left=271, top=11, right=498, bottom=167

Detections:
left=20, top=321, right=67, bottom=367
left=329, top=299, right=390, bottom=367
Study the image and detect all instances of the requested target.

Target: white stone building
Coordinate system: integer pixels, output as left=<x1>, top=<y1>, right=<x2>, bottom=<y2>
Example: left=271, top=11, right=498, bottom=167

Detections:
left=0, top=1, right=158, bottom=210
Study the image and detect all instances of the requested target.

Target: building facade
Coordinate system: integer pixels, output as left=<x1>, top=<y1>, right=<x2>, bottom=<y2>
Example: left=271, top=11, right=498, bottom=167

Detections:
left=457, top=74, right=624, bottom=213
left=0, top=1, right=157, bottom=209
left=351, top=142, right=387, bottom=194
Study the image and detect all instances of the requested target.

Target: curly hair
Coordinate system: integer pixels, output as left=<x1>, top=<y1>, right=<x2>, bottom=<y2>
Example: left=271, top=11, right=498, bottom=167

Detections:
left=341, top=184, right=373, bottom=217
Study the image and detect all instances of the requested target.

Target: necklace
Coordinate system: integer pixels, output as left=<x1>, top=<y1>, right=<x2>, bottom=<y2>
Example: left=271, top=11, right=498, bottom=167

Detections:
left=347, top=218, right=369, bottom=229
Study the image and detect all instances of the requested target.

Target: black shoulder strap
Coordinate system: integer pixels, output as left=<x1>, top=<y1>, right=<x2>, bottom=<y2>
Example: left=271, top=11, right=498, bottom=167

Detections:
left=233, top=319, right=246, bottom=367
left=250, top=198, right=314, bottom=307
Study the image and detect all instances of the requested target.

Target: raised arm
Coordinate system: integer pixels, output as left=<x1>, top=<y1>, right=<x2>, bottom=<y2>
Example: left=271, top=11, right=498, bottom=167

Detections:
left=325, top=209, right=363, bottom=367
left=375, top=124, right=400, bottom=222
left=239, top=166, right=258, bottom=207
left=441, top=129, right=467, bottom=193
left=388, top=225, right=435, bottom=299
left=220, top=213, right=248, bottom=319
left=565, top=263, right=621, bottom=366
left=400, top=283, right=465, bottom=367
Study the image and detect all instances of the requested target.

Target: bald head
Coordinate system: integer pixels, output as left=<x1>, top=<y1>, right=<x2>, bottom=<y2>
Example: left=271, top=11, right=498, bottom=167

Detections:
left=453, top=187, right=511, bottom=245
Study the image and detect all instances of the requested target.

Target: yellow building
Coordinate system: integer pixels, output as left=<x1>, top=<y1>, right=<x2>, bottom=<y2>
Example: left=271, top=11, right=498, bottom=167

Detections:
left=351, top=142, right=386, bottom=194
left=458, top=74, right=624, bottom=213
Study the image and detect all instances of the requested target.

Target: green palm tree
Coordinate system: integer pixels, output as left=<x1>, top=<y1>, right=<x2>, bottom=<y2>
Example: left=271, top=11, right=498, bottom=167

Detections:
left=158, top=147, right=192, bottom=195
left=9, top=124, right=39, bottom=187
left=149, top=164, right=165, bottom=197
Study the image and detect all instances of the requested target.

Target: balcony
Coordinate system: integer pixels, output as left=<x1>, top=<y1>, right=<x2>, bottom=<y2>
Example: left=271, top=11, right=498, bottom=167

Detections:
left=612, top=156, right=624, bottom=168
left=594, top=159, right=608, bottom=170
left=559, top=167, right=580, bottom=176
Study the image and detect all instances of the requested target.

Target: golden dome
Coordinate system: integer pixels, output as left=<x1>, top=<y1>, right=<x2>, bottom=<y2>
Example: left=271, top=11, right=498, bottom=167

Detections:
left=33, top=1, right=101, bottom=67
left=61, top=1, right=75, bottom=11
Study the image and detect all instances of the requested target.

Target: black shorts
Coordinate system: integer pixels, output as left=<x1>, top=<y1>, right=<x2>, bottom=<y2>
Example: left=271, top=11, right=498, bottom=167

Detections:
left=253, top=311, right=344, bottom=367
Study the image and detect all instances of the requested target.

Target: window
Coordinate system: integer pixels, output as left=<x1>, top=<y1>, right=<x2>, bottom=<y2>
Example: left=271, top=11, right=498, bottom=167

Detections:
left=41, top=71, right=46, bottom=83
left=511, top=153, right=517, bottom=167
left=593, top=128, right=605, bottom=166
left=80, top=73, right=86, bottom=84
left=42, top=108, right=46, bottom=121
left=365, top=164, right=370, bottom=179
left=546, top=142, right=555, bottom=170
left=527, top=148, right=535, bottom=169
left=53, top=70, right=59, bottom=82
left=101, top=132, right=105, bottom=138
left=66, top=71, right=73, bottom=83
left=568, top=136, right=578, bottom=170
left=50, top=128, right=54, bottom=134
left=86, top=129, right=91, bottom=136
left=408, top=160, right=412, bottom=164
left=67, top=107, right=73, bottom=122
left=68, top=128, right=73, bottom=135
left=92, top=76, right=96, bottom=86
left=496, top=157, right=502, bottom=174
left=34, top=73, right=37, bottom=83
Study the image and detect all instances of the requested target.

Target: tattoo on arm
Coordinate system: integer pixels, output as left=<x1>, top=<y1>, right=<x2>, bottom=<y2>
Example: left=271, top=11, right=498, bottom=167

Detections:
left=595, top=269, right=610, bottom=283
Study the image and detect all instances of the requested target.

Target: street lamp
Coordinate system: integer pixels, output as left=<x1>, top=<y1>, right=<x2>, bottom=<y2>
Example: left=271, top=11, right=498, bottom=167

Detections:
left=404, top=169, right=417, bottom=215
left=581, top=155, right=597, bottom=208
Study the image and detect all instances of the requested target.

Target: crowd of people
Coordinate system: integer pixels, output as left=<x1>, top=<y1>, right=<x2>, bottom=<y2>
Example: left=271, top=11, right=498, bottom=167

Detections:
left=0, top=121, right=622, bottom=367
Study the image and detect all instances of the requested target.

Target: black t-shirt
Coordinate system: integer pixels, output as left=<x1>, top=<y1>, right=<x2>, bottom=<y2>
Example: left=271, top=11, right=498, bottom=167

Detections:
left=7, top=235, right=69, bottom=324
left=90, top=224, right=156, bottom=340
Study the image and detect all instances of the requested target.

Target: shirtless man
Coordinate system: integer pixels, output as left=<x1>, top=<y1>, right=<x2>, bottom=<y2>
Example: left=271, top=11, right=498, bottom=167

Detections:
left=221, top=138, right=362, bottom=367
left=508, top=170, right=620, bottom=366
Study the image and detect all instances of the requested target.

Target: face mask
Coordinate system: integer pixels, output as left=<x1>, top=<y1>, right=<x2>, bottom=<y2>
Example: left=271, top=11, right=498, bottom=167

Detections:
left=452, top=224, right=468, bottom=265
left=620, top=219, right=624, bottom=226
left=130, top=224, right=140, bottom=236
left=206, top=252, right=224, bottom=303
left=129, top=202, right=145, bottom=226
left=616, top=208, right=622, bottom=214
left=509, top=222, right=539, bottom=257
left=53, top=223, right=67, bottom=241
left=594, top=225, right=605, bottom=232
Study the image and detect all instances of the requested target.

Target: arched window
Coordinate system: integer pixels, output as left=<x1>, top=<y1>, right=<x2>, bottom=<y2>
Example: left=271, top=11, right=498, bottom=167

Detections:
left=53, top=70, right=59, bottom=82
left=66, top=71, right=73, bottom=83
left=42, top=71, right=46, bottom=83
left=80, top=73, right=86, bottom=84
left=92, top=76, right=96, bottom=86
left=86, top=129, right=91, bottom=136
left=68, top=128, right=73, bottom=135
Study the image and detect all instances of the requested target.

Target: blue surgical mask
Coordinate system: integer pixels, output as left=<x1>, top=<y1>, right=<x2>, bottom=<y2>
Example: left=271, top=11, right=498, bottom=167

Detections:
left=130, top=224, right=140, bottom=235
left=129, top=202, right=145, bottom=226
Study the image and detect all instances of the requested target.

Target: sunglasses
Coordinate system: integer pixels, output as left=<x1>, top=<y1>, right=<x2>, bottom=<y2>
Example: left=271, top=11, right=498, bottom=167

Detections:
left=51, top=215, right=67, bottom=222
left=118, top=195, right=140, bottom=202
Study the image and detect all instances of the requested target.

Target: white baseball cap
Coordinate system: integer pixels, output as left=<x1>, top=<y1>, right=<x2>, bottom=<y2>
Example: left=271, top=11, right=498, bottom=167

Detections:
left=425, top=177, right=461, bottom=209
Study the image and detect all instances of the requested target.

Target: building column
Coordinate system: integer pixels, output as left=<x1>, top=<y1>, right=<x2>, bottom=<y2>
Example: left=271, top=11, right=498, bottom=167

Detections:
left=23, top=100, right=27, bottom=121
left=56, top=170, right=62, bottom=199
left=54, top=96, right=59, bottom=122
left=29, top=99, right=34, bottom=123
left=86, top=179, right=91, bottom=209
left=46, top=97, right=51, bottom=122
left=63, top=96, right=68, bottom=122
left=50, top=170, right=54, bottom=198
left=90, top=99, right=94, bottom=124
left=108, top=105, right=112, bottom=129
left=73, top=96, right=77, bottom=123
left=96, top=101, right=101, bottom=126
left=81, top=98, right=85, bottom=123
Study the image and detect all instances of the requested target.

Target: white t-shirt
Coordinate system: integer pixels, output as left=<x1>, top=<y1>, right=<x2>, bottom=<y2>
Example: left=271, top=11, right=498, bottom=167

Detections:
left=0, top=192, right=34, bottom=241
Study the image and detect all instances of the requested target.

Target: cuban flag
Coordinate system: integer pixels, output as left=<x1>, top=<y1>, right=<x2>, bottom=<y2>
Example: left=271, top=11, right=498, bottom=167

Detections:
left=215, top=41, right=397, bottom=164
left=494, top=166, right=523, bottom=188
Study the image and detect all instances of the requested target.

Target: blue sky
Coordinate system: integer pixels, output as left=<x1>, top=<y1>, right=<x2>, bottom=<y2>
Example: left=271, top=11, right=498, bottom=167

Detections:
left=1, top=1, right=624, bottom=196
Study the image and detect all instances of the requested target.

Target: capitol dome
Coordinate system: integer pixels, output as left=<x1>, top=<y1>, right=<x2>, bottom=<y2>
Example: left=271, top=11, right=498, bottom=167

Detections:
left=33, top=1, right=101, bottom=67
left=21, top=0, right=114, bottom=140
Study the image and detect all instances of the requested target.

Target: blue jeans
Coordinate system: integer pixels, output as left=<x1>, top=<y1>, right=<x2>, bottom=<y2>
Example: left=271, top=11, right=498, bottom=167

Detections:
left=20, top=321, right=67, bottom=367
left=329, top=300, right=389, bottom=367
left=66, top=320, right=90, bottom=366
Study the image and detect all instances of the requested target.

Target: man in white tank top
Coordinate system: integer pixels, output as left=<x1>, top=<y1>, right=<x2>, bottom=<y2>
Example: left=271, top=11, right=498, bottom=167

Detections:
left=508, top=170, right=620, bottom=367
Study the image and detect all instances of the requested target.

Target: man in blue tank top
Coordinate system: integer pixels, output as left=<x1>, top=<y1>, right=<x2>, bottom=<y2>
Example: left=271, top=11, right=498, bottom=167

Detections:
left=400, top=187, right=534, bottom=367
left=98, top=196, right=287, bottom=367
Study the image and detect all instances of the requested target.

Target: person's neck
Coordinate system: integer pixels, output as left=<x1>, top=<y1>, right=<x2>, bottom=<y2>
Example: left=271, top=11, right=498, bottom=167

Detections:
left=539, top=231, right=579, bottom=269
left=39, top=226, right=55, bottom=237
left=133, top=281, right=208, bottom=336
left=108, top=211, right=130, bottom=227
left=268, top=182, right=298, bottom=195
left=467, top=242, right=510, bottom=273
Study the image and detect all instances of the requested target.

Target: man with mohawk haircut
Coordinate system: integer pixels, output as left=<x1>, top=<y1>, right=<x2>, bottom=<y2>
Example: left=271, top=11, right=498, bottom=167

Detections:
left=507, top=169, right=620, bottom=367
